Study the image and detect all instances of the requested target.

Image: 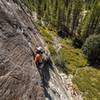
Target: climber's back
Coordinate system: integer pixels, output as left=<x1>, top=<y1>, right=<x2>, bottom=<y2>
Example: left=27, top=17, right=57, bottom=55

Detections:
left=35, top=52, right=43, bottom=64
left=35, top=46, right=44, bottom=67
left=34, top=45, right=52, bottom=68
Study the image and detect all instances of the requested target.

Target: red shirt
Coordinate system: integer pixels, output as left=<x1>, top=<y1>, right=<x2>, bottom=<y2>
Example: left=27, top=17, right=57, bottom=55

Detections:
left=35, top=54, right=42, bottom=63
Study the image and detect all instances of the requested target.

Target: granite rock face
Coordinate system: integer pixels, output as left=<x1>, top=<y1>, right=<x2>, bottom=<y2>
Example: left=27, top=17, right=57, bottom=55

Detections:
left=0, top=0, right=44, bottom=100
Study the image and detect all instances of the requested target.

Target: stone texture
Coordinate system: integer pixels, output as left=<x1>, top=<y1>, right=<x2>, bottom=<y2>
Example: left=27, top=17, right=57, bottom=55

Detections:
left=0, top=0, right=45, bottom=100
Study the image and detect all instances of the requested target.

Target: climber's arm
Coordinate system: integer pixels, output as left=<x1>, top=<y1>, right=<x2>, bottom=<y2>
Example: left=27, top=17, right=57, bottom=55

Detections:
left=35, top=54, right=39, bottom=63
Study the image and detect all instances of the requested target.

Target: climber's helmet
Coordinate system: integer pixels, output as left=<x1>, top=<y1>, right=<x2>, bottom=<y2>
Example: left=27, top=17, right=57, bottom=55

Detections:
left=36, top=46, right=44, bottom=54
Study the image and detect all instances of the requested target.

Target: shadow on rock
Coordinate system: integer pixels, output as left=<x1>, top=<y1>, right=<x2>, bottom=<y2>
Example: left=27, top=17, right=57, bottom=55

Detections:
left=37, top=59, right=53, bottom=100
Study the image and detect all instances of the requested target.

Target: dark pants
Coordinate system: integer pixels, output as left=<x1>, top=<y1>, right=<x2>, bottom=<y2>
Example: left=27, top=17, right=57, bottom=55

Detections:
left=36, top=62, right=44, bottom=68
left=36, top=62, right=44, bottom=77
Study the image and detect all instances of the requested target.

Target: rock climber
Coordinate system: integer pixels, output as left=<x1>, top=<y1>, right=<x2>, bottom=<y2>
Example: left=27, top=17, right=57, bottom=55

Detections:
left=34, top=46, right=52, bottom=86
left=35, top=46, right=44, bottom=69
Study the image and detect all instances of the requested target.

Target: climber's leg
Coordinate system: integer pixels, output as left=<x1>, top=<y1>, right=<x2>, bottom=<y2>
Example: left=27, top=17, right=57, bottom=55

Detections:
left=36, top=62, right=44, bottom=78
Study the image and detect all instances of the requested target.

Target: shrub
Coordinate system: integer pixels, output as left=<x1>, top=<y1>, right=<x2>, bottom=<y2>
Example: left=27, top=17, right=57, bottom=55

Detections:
left=54, top=51, right=67, bottom=69
left=39, top=27, right=54, bottom=43
left=48, top=44, right=57, bottom=56
left=48, top=45, right=67, bottom=71
left=72, top=37, right=83, bottom=48
left=73, top=67, right=100, bottom=100
left=82, top=35, right=100, bottom=66
left=40, top=27, right=53, bottom=40
left=60, top=38, right=72, bottom=45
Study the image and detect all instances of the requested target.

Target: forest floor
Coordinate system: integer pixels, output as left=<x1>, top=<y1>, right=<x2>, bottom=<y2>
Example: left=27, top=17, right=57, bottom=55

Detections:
left=39, top=26, right=100, bottom=100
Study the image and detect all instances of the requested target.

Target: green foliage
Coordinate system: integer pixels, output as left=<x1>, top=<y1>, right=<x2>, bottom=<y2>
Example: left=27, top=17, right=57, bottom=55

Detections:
left=81, top=0, right=100, bottom=39
left=59, top=38, right=100, bottom=99
left=25, top=0, right=100, bottom=43
left=73, top=67, right=100, bottom=100
left=48, top=44, right=56, bottom=56
left=58, top=45, right=87, bottom=74
left=82, top=34, right=100, bottom=66
left=24, top=0, right=35, bottom=11
left=54, top=49, right=68, bottom=71
left=60, top=38, right=72, bottom=45
left=48, top=44, right=67, bottom=71
left=39, top=26, right=53, bottom=43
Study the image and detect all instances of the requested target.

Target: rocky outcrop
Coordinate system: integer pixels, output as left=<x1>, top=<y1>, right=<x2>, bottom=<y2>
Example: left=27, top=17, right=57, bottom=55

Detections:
left=0, top=0, right=44, bottom=100
left=0, top=0, right=83, bottom=100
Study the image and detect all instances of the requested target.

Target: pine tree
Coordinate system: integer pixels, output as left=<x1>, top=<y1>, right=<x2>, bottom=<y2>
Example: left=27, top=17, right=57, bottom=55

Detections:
left=24, top=0, right=100, bottom=38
